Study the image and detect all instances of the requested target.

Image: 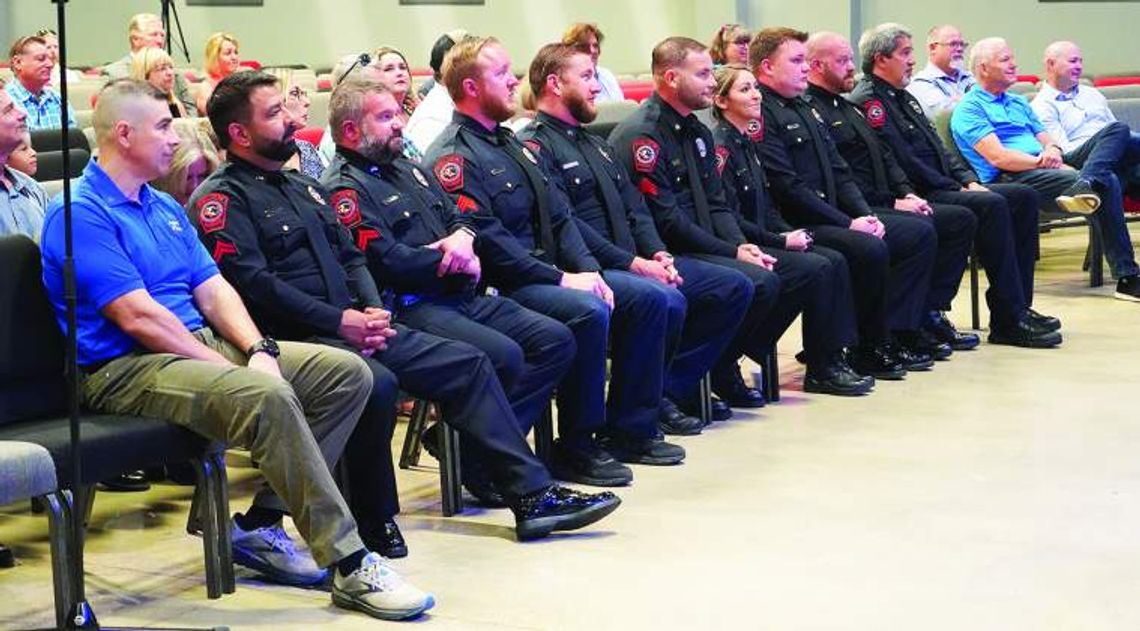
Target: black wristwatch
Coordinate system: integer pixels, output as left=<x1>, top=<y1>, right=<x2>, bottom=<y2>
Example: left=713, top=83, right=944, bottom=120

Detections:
left=246, top=337, right=280, bottom=359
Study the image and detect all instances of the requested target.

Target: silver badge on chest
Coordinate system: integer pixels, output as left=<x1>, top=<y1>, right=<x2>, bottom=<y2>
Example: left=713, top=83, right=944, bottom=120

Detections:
left=412, top=168, right=430, bottom=188
left=307, top=185, right=326, bottom=205
left=695, top=138, right=707, bottom=158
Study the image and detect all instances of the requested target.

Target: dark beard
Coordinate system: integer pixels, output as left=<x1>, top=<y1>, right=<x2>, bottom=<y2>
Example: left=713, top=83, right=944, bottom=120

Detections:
left=566, top=91, right=597, bottom=124
left=359, top=132, right=402, bottom=164
left=253, top=135, right=298, bottom=162
left=479, top=91, right=516, bottom=123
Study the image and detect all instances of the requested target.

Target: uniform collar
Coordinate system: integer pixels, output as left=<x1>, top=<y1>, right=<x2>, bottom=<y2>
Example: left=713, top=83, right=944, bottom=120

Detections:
left=758, top=83, right=795, bottom=107
left=226, top=153, right=290, bottom=184
left=714, top=119, right=748, bottom=147
left=334, top=145, right=398, bottom=175
left=869, top=73, right=898, bottom=97
left=453, top=111, right=508, bottom=144
left=535, top=110, right=582, bottom=138
left=805, top=82, right=842, bottom=106
left=648, top=92, right=702, bottom=134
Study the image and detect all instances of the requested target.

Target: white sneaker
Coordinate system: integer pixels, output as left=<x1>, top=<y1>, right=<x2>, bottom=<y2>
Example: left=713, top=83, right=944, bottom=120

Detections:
left=231, top=519, right=329, bottom=586
left=332, top=552, right=435, bottom=620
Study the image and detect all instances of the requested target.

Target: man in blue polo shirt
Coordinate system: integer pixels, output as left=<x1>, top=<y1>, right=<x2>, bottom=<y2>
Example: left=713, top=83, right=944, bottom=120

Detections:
left=39, top=79, right=435, bottom=621
left=951, top=37, right=1140, bottom=301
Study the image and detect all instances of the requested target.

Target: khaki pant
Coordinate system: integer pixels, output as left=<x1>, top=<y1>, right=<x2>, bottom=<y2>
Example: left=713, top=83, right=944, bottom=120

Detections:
left=81, top=328, right=371, bottom=567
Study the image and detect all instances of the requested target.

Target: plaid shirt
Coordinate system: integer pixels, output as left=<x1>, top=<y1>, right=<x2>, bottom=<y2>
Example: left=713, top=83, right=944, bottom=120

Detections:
left=4, top=79, right=76, bottom=131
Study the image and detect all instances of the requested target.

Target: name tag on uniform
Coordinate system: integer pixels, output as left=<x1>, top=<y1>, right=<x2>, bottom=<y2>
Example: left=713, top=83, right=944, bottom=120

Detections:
left=786, top=123, right=801, bottom=130
left=490, top=167, right=506, bottom=175
left=561, top=161, right=580, bottom=170
left=382, top=194, right=401, bottom=205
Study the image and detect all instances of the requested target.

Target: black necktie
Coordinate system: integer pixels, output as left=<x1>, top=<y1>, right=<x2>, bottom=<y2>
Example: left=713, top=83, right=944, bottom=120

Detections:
left=899, top=92, right=951, bottom=174
left=795, top=99, right=838, bottom=204
left=679, top=125, right=715, bottom=231
left=841, top=100, right=890, bottom=193
left=295, top=194, right=354, bottom=308
left=576, top=133, right=635, bottom=252
left=498, top=130, right=556, bottom=259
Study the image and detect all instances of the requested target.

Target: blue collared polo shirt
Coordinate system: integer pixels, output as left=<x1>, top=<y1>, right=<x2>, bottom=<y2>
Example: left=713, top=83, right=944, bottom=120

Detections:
left=951, top=86, right=1045, bottom=183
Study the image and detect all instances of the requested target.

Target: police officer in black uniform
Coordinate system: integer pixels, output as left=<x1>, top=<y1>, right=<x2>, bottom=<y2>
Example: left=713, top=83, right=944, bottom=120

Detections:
left=320, top=79, right=575, bottom=467
left=848, top=23, right=1061, bottom=348
left=804, top=31, right=979, bottom=355
left=422, top=37, right=685, bottom=486
left=610, top=37, right=873, bottom=398
left=519, top=43, right=754, bottom=425
left=191, top=71, right=621, bottom=546
left=751, top=27, right=942, bottom=376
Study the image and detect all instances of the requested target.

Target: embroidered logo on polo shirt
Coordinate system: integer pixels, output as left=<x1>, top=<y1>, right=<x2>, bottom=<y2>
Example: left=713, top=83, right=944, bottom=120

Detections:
left=196, top=192, right=229, bottom=234
left=863, top=99, right=887, bottom=129
left=632, top=138, right=660, bottom=173
left=434, top=154, right=465, bottom=192
left=330, top=189, right=362, bottom=228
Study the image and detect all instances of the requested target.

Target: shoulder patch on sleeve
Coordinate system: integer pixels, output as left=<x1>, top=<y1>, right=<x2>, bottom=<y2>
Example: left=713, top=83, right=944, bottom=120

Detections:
left=863, top=99, right=887, bottom=129
left=211, top=239, right=238, bottom=263
left=456, top=194, right=478, bottom=214
left=714, top=146, right=730, bottom=176
left=746, top=117, right=764, bottom=142
left=195, top=192, right=229, bottom=234
left=433, top=154, right=465, bottom=192
left=632, top=138, right=660, bottom=173
left=637, top=177, right=659, bottom=197
left=330, top=189, right=362, bottom=228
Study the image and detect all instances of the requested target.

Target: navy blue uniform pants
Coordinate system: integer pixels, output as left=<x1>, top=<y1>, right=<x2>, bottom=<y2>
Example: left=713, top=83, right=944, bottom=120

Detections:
left=879, top=204, right=977, bottom=314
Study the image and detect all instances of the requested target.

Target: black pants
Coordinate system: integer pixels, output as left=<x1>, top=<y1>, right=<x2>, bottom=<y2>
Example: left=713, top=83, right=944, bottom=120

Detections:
left=878, top=205, right=976, bottom=313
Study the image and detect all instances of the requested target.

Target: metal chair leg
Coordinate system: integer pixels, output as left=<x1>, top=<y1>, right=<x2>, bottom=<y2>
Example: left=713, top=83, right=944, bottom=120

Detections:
left=398, top=399, right=430, bottom=469
left=192, top=457, right=223, bottom=600
left=969, top=250, right=981, bottom=330
left=211, top=452, right=235, bottom=594
left=763, top=349, right=780, bottom=403
left=697, top=373, right=712, bottom=424
left=1088, top=221, right=1105, bottom=287
left=45, top=490, right=79, bottom=630
left=534, top=403, right=554, bottom=464
left=439, top=424, right=463, bottom=517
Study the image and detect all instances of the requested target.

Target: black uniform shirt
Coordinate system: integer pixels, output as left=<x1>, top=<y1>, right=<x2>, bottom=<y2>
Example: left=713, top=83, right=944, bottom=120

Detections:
left=710, top=117, right=793, bottom=249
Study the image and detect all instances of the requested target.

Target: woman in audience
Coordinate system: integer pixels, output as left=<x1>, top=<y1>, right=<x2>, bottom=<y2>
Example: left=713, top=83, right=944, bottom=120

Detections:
left=372, top=46, right=425, bottom=160
left=195, top=32, right=241, bottom=115
left=151, top=118, right=221, bottom=206
left=130, top=47, right=188, bottom=118
left=265, top=68, right=326, bottom=178
left=562, top=22, right=624, bottom=103
left=710, top=24, right=752, bottom=66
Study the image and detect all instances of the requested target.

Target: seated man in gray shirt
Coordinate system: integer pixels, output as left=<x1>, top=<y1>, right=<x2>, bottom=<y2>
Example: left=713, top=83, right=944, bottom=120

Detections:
left=102, top=12, right=196, bottom=115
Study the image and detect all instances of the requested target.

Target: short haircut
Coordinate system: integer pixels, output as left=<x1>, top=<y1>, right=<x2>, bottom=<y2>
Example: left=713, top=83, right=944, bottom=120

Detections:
left=203, top=32, right=239, bottom=77
left=9, top=35, right=46, bottom=60
left=328, top=78, right=391, bottom=145
left=205, top=70, right=278, bottom=149
left=128, top=13, right=161, bottom=36
left=528, top=42, right=586, bottom=98
left=858, top=23, right=912, bottom=75
left=712, top=64, right=751, bottom=121
left=561, top=23, right=604, bottom=51
left=430, top=29, right=468, bottom=79
left=749, top=27, right=808, bottom=70
left=709, top=23, right=751, bottom=64
left=92, top=79, right=168, bottom=146
left=441, top=35, right=499, bottom=103
left=651, top=36, right=707, bottom=78
left=969, top=37, right=1006, bottom=75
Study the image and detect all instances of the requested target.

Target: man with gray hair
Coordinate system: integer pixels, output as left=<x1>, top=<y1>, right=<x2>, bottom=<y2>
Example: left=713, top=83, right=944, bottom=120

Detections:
left=951, top=37, right=1140, bottom=301
left=849, top=24, right=1060, bottom=347
left=907, top=24, right=975, bottom=117
left=102, top=13, right=196, bottom=115
left=1031, top=40, right=1140, bottom=194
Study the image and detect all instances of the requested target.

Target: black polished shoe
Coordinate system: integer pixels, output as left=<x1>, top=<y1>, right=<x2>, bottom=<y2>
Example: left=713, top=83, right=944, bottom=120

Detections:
left=847, top=344, right=907, bottom=380
left=422, top=424, right=508, bottom=507
left=99, top=470, right=151, bottom=492
left=360, top=520, right=408, bottom=559
left=804, top=354, right=875, bottom=396
left=513, top=485, right=621, bottom=541
left=989, top=317, right=1063, bottom=348
left=896, top=329, right=952, bottom=361
left=709, top=398, right=733, bottom=421
left=599, top=434, right=685, bottom=466
left=924, top=311, right=980, bottom=351
left=883, top=341, right=934, bottom=371
left=658, top=399, right=703, bottom=436
left=463, top=479, right=508, bottom=508
left=1026, top=308, right=1061, bottom=332
left=711, top=367, right=766, bottom=408
left=549, top=439, right=633, bottom=487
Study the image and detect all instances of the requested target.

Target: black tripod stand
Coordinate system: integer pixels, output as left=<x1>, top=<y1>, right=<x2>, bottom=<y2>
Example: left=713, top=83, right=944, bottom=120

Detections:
left=160, top=0, right=191, bottom=64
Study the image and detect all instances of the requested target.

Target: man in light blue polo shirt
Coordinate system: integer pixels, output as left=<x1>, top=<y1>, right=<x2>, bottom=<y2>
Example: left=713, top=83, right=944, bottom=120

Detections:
left=951, top=37, right=1140, bottom=301
left=5, top=35, right=76, bottom=131
left=0, top=85, right=46, bottom=241
left=907, top=24, right=976, bottom=117
left=1031, top=40, right=1140, bottom=194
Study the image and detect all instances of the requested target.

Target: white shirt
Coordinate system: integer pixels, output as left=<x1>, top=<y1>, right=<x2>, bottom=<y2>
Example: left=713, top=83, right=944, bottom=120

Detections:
left=1031, top=82, right=1117, bottom=153
left=404, top=82, right=455, bottom=155
left=596, top=65, right=624, bottom=103
left=907, top=62, right=977, bottom=118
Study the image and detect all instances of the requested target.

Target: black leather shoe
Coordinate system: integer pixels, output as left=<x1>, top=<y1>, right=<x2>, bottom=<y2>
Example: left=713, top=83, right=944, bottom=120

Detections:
left=711, top=367, right=766, bottom=408
left=99, top=470, right=151, bottom=492
left=924, top=311, right=980, bottom=351
left=989, top=317, right=1063, bottom=348
left=600, top=434, right=685, bottom=465
left=463, top=479, right=508, bottom=508
left=361, top=520, right=408, bottom=559
left=1025, top=308, right=1061, bottom=332
left=804, top=355, right=875, bottom=396
left=549, top=439, right=633, bottom=487
left=423, top=424, right=508, bottom=506
left=897, top=329, right=952, bottom=361
left=883, top=341, right=934, bottom=371
left=658, top=399, right=703, bottom=436
left=847, top=345, right=907, bottom=380
left=513, top=485, right=621, bottom=541
left=709, top=398, right=733, bottom=421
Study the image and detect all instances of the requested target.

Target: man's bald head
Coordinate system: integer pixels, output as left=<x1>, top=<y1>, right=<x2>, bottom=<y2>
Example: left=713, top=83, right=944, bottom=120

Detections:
left=1043, top=40, right=1083, bottom=91
left=805, top=31, right=846, bottom=60
left=93, top=79, right=169, bottom=148
left=926, top=24, right=966, bottom=74
left=969, top=37, right=1007, bottom=74
left=806, top=31, right=856, bottom=94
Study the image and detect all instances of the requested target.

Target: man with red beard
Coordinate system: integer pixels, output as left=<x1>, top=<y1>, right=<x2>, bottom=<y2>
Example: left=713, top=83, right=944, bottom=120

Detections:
left=519, top=43, right=754, bottom=425
left=424, top=37, right=687, bottom=486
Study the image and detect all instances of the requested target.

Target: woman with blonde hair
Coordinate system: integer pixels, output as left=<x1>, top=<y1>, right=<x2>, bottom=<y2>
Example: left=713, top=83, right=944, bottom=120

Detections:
left=130, top=46, right=188, bottom=118
left=709, top=24, right=752, bottom=66
left=196, top=31, right=242, bottom=115
left=151, top=118, right=222, bottom=206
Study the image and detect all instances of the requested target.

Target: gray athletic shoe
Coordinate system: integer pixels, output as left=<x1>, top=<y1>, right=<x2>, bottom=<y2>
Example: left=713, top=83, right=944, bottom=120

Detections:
left=231, top=519, right=329, bottom=586
left=332, top=552, right=436, bottom=620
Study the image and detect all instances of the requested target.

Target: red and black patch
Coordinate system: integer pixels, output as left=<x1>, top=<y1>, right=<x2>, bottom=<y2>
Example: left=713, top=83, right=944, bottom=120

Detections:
left=632, top=138, right=660, bottom=174
left=355, top=227, right=381, bottom=251
left=196, top=192, right=229, bottom=234
left=746, top=117, right=764, bottom=142
left=637, top=177, right=659, bottom=197
left=456, top=194, right=478, bottom=214
left=330, top=189, right=362, bottom=229
left=211, top=239, right=237, bottom=263
left=714, top=146, right=730, bottom=176
left=863, top=99, right=887, bottom=129
left=434, top=154, right=465, bottom=192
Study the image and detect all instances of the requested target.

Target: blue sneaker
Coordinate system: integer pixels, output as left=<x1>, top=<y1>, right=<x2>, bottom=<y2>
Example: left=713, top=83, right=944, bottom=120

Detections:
left=231, top=518, right=329, bottom=586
